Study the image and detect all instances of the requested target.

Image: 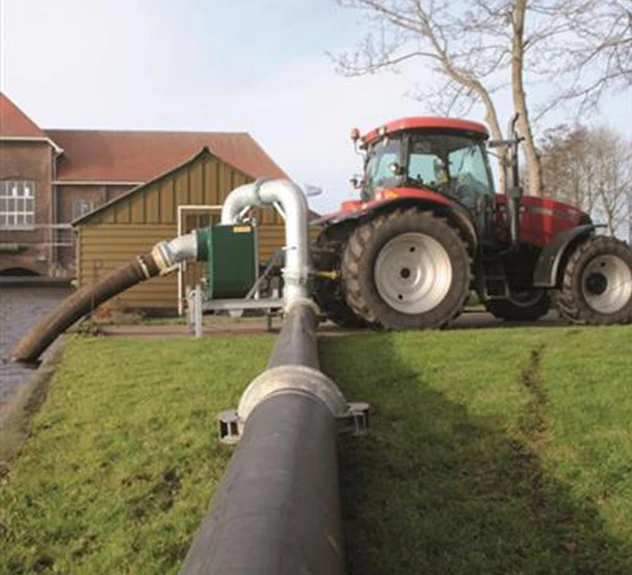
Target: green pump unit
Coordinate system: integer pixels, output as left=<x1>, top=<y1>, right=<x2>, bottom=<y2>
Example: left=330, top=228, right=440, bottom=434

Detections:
left=196, top=224, right=257, bottom=299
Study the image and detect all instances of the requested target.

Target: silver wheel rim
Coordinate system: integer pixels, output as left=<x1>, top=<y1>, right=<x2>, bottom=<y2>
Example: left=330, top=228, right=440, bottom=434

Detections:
left=374, top=232, right=453, bottom=314
left=582, top=254, right=632, bottom=314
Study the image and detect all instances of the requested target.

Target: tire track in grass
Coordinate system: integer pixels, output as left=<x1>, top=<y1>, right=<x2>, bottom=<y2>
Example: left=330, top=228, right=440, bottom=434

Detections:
left=519, top=345, right=549, bottom=444
left=510, top=345, right=552, bottom=520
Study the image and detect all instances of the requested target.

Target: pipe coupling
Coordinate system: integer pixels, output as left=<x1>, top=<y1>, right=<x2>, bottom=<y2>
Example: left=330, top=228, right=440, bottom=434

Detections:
left=284, top=296, right=320, bottom=315
left=151, top=233, right=198, bottom=273
left=238, top=365, right=347, bottom=422
left=151, top=241, right=173, bottom=273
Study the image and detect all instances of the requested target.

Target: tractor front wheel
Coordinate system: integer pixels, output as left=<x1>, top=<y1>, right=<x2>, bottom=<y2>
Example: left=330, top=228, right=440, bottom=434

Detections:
left=342, top=208, right=471, bottom=329
left=485, top=289, right=551, bottom=322
left=556, top=236, right=632, bottom=325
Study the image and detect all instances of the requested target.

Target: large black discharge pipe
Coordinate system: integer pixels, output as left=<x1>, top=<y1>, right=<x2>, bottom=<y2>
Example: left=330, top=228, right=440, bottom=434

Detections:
left=178, top=300, right=347, bottom=575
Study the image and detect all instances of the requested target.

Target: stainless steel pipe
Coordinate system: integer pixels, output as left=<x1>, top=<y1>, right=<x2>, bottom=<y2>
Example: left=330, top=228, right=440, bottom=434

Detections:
left=220, top=179, right=311, bottom=303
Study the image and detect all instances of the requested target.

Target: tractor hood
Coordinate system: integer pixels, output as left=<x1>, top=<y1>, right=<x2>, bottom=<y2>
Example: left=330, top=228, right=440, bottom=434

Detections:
left=496, top=194, right=591, bottom=248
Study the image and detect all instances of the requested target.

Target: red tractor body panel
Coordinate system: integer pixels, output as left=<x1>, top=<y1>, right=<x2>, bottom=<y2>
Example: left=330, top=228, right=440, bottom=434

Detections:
left=317, top=187, right=590, bottom=251
left=315, top=187, right=455, bottom=226
left=495, top=195, right=589, bottom=248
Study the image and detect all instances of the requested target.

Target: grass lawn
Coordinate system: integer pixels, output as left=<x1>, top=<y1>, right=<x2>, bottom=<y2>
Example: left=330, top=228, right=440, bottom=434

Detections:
left=1, top=325, right=632, bottom=574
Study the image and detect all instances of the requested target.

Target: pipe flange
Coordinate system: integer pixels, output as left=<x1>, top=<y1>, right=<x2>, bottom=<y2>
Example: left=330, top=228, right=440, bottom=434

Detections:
left=284, top=297, right=320, bottom=315
left=238, top=365, right=347, bottom=421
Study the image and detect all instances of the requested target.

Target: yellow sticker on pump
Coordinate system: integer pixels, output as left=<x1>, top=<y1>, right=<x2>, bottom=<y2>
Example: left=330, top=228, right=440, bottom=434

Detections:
left=232, top=225, right=252, bottom=233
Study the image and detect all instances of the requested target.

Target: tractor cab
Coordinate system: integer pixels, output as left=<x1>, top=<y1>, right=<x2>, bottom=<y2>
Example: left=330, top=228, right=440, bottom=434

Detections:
left=354, top=118, right=495, bottom=233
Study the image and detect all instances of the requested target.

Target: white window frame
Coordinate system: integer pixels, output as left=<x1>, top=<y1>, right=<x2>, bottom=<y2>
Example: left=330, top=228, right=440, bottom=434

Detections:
left=72, top=198, right=95, bottom=220
left=176, top=205, right=222, bottom=316
left=0, top=180, right=36, bottom=230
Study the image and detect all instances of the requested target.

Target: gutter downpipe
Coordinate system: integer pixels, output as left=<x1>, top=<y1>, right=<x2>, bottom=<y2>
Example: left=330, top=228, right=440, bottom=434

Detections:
left=178, top=180, right=349, bottom=575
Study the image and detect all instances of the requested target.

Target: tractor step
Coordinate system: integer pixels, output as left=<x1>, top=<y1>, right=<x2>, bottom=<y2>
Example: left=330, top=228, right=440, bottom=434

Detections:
left=483, top=279, right=509, bottom=299
left=481, top=266, right=509, bottom=299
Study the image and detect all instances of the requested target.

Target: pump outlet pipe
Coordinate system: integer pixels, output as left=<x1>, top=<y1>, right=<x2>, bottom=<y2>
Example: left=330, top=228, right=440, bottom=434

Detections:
left=178, top=300, right=347, bottom=575
left=221, top=178, right=310, bottom=302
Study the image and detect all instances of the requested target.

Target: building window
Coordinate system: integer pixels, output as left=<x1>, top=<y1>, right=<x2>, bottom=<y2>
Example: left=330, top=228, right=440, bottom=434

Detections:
left=0, top=181, right=36, bottom=229
left=72, top=198, right=94, bottom=220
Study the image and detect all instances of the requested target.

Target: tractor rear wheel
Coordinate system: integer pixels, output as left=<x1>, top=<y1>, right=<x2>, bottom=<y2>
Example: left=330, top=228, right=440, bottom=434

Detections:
left=555, top=236, right=632, bottom=325
left=342, top=208, right=471, bottom=329
left=312, top=228, right=366, bottom=328
left=485, top=289, right=551, bottom=322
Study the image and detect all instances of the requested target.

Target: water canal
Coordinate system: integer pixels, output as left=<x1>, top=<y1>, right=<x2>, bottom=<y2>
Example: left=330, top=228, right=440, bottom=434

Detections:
left=0, top=284, right=71, bottom=418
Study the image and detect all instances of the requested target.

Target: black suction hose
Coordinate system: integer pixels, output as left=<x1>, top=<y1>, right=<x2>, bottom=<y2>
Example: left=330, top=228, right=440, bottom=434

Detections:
left=12, top=253, right=160, bottom=364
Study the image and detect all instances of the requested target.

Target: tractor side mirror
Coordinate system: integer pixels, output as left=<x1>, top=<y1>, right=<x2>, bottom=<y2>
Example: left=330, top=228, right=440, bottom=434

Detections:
left=349, top=176, right=361, bottom=189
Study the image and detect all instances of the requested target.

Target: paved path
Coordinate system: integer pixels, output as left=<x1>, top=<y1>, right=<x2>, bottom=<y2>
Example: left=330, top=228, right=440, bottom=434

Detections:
left=95, top=310, right=567, bottom=339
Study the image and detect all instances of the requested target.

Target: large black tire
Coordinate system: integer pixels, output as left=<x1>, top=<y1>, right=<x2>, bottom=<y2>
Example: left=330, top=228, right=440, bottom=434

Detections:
left=342, top=208, right=471, bottom=329
left=312, top=229, right=366, bottom=328
left=485, top=290, right=551, bottom=322
left=555, top=236, right=632, bottom=325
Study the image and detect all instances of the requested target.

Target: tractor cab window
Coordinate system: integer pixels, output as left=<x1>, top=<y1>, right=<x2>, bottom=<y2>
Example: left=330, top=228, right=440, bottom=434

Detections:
left=407, top=133, right=494, bottom=212
left=362, top=136, right=403, bottom=201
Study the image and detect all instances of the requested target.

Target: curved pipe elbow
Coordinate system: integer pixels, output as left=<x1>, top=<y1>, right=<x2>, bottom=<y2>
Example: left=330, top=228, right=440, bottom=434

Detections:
left=221, top=179, right=311, bottom=302
left=220, top=179, right=309, bottom=225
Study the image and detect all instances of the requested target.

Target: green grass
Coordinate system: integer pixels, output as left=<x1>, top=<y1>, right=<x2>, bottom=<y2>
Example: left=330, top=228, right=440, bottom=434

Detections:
left=1, top=326, right=632, bottom=574
left=322, top=327, right=632, bottom=575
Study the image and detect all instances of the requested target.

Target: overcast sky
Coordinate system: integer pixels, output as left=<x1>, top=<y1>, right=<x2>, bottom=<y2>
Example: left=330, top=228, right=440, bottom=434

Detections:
left=1, top=0, right=631, bottom=214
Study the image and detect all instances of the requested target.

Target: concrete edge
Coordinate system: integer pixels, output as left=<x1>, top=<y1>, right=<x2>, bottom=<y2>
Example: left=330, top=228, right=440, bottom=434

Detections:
left=0, top=336, right=68, bottom=463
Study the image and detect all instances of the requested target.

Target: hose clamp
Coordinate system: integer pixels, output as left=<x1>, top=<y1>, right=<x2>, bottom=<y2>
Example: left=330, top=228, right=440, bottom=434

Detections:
left=137, top=256, right=152, bottom=279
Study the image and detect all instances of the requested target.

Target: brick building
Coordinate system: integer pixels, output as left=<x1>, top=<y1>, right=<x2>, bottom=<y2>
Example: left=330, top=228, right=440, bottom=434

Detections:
left=0, top=93, right=288, bottom=278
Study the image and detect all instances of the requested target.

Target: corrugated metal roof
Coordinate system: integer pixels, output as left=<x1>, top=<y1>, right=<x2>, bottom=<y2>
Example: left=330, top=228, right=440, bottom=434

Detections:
left=47, top=129, right=287, bottom=182
left=0, top=93, right=48, bottom=138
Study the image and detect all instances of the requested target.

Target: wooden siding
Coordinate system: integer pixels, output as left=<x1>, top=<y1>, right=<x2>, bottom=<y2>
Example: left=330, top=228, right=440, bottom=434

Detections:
left=76, top=152, right=313, bottom=310
left=80, top=152, right=282, bottom=227
left=77, top=223, right=290, bottom=309
left=78, top=224, right=178, bottom=308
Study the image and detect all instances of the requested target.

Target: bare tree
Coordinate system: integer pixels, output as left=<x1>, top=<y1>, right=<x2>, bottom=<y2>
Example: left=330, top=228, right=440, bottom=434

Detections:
left=543, top=0, right=632, bottom=113
left=540, top=125, right=632, bottom=237
left=334, top=0, right=508, bottom=190
left=333, top=0, right=576, bottom=196
left=540, top=125, right=597, bottom=211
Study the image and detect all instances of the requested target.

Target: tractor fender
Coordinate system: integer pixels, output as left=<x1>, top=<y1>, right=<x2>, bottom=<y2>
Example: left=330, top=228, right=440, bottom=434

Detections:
left=317, top=197, right=479, bottom=253
left=533, top=224, right=597, bottom=288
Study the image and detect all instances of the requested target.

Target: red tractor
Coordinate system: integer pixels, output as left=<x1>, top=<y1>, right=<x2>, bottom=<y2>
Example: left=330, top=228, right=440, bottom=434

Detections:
left=312, top=116, right=632, bottom=329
